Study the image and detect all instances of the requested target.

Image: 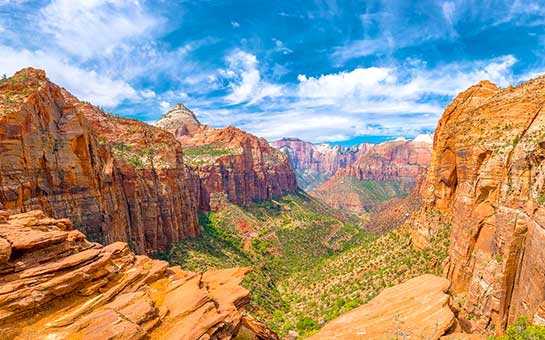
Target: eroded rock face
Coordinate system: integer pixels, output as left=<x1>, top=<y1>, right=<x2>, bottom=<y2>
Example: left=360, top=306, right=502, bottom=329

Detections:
left=421, top=78, right=545, bottom=333
left=271, top=138, right=367, bottom=190
left=157, top=105, right=298, bottom=211
left=311, top=137, right=432, bottom=213
left=308, top=274, right=455, bottom=340
left=0, top=210, right=255, bottom=340
left=0, top=68, right=199, bottom=255
left=340, top=136, right=432, bottom=183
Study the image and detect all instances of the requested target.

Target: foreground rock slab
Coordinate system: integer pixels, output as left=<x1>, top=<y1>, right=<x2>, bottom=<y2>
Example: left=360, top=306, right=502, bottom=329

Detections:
left=308, top=274, right=454, bottom=339
left=0, top=210, right=261, bottom=339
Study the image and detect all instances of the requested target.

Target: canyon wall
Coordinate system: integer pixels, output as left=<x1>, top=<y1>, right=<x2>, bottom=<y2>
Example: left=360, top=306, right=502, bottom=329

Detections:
left=416, top=78, right=545, bottom=333
left=157, top=104, right=298, bottom=211
left=271, top=138, right=367, bottom=190
left=311, top=136, right=432, bottom=213
left=0, top=68, right=199, bottom=255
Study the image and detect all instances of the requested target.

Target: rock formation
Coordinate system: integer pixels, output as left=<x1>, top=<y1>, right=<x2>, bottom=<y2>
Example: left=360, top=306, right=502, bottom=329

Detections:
left=271, top=138, right=367, bottom=190
left=0, top=68, right=199, bottom=255
left=308, top=274, right=455, bottom=339
left=311, top=136, right=432, bottom=213
left=0, top=210, right=261, bottom=339
left=413, top=77, right=545, bottom=334
left=157, top=105, right=297, bottom=211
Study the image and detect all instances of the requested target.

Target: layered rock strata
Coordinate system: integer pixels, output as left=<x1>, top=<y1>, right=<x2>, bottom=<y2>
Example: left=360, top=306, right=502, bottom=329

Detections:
left=311, top=137, right=432, bottom=213
left=0, top=210, right=257, bottom=339
left=414, top=78, right=545, bottom=333
left=0, top=68, right=199, bottom=255
left=157, top=105, right=298, bottom=211
left=271, top=138, right=367, bottom=190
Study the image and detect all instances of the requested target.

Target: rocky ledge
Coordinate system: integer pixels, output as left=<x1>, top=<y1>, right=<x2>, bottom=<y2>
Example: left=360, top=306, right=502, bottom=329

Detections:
left=308, top=274, right=455, bottom=340
left=0, top=210, right=269, bottom=339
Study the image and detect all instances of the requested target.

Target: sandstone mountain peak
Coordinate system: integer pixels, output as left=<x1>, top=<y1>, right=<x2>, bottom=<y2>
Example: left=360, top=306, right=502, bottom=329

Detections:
left=156, top=103, right=201, bottom=137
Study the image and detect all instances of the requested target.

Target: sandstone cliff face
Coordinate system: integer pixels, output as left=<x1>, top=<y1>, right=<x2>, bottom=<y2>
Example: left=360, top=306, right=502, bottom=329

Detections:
left=271, top=138, right=367, bottom=190
left=0, top=210, right=256, bottom=339
left=340, top=136, right=432, bottom=183
left=311, top=137, right=432, bottom=213
left=157, top=105, right=298, bottom=211
left=0, top=68, right=199, bottom=255
left=308, top=274, right=455, bottom=340
left=418, top=78, right=545, bottom=333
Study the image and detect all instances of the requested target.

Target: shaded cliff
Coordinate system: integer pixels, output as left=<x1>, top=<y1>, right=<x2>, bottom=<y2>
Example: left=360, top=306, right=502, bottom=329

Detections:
left=413, top=77, right=545, bottom=334
left=271, top=138, right=367, bottom=190
left=157, top=105, right=298, bottom=211
left=0, top=68, right=199, bottom=255
left=0, top=209, right=268, bottom=339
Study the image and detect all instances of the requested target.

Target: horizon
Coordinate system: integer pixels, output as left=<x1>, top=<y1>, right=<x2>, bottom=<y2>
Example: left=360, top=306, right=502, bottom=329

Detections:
left=2, top=1, right=545, bottom=144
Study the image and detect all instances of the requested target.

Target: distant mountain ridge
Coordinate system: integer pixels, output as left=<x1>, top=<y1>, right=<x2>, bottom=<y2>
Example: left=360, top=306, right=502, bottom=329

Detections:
left=272, top=135, right=433, bottom=214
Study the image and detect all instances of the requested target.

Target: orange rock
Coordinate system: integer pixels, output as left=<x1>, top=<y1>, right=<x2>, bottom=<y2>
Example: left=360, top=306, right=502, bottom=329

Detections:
left=311, top=137, right=432, bottom=213
left=415, top=76, right=545, bottom=334
left=157, top=104, right=298, bottom=211
left=0, top=210, right=258, bottom=339
left=308, top=274, right=455, bottom=340
left=0, top=68, right=199, bottom=255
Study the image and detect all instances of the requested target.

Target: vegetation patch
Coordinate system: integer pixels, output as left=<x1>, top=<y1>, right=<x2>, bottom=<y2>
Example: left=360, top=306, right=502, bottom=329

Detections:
left=163, top=191, right=450, bottom=337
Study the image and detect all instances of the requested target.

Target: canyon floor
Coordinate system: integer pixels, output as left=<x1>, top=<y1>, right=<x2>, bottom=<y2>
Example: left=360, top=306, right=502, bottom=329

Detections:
left=161, top=191, right=450, bottom=337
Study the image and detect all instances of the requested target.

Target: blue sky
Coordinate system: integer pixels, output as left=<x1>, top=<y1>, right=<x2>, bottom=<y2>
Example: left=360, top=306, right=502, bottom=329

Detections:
left=1, top=0, right=545, bottom=144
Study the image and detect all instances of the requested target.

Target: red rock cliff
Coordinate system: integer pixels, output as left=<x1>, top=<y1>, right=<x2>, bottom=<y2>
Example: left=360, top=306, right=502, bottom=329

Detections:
left=311, top=137, right=432, bottom=213
left=271, top=138, right=368, bottom=190
left=0, top=209, right=260, bottom=339
left=0, top=68, right=199, bottom=255
left=157, top=104, right=298, bottom=211
left=418, top=77, right=545, bottom=334
left=340, top=136, right=432, bottom=183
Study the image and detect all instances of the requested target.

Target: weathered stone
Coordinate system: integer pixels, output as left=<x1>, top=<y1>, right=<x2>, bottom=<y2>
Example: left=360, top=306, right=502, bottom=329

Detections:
left=413, top=77, right=545, bottom=334
left=157, top=104, right=298, bottom=211
left=0, top=211, right=257, bottom=339
left=0, top=68, right=199, bottom=255
left=308, top=274, right=454, bottom=340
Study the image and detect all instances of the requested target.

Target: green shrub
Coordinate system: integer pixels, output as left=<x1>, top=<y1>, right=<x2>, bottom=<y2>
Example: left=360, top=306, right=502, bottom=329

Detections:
left=492, top=315, right=545, bottom=339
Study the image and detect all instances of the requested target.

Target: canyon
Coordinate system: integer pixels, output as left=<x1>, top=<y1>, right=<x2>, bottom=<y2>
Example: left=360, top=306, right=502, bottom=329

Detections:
left=0, top=68, right=296, bottom=255
left=157, top=104, right=297, bottom=211
left=1, top=66, right=545, bottom=340
left=274, top=135, right=433, bottom=214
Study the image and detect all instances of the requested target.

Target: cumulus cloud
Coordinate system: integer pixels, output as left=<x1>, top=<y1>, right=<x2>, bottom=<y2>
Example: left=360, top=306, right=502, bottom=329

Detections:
left=39, top=0, right=158, bottom=59
left=214, top=54, right=522, bottom=142
left=221, top=50, right=283, bottom=105
left=0, top=46, right=140, bottom=107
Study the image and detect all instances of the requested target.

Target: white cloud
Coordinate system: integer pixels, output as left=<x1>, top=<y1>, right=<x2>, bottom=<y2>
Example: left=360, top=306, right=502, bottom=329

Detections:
left=39, top=0, right=158, bottom=59
left=159, top=101, right=171, bottom=111
left=0, top=46, right=140, bottom=107
left=209, top=54, right=521, bottom=142
left=441, top=1, right=456, bottom=25
left=221, top=50, right=283, bottom=105
left=231, top=21, right=240, bottom=27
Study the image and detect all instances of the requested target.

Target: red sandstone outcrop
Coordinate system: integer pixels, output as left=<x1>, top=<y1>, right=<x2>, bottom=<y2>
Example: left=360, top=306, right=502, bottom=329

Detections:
left=308, top=274, right=455, bottom=339
left=271, top=138, right=368, bottom=190
left=311, top=136, right=432, bottom=213
left=414, top=77, right=545, bottom=334
left=339, top=135, right=432, bottom=183
left=0, top=210, right=262, bottom=339
left=0, top=68, right=199, bottom=255
left=157, top=105, right=297, bottom=211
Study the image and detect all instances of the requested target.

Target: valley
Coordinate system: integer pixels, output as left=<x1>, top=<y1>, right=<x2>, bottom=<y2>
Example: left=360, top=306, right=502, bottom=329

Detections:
left=1, top=66, right=545, bottom=340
